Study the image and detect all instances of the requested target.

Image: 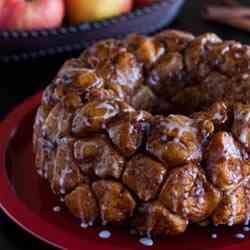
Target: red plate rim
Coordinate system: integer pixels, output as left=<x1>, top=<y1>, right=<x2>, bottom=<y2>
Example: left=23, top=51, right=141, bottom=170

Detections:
left=0, top=91, right=249, bottom=250
left=0, top=92, right=83, bottom=250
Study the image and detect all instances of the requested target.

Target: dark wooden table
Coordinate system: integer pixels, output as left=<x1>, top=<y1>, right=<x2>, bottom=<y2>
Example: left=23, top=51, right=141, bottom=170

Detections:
left=1, top=0, right=250, bottom=249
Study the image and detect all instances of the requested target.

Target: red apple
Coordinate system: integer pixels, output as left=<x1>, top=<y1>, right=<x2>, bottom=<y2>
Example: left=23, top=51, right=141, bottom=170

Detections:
left=134, top=0, right=159, bottom=6
left=0, top=0, right=65, bottom=31
left=0, top=0, right=7, bottom=25
left=65, top=0, right=133, bottom=24
left=0, top=1, right=5, bottom=12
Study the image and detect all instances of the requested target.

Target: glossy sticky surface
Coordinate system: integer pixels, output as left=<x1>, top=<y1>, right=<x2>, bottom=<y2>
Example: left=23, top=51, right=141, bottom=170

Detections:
left=1, top=92, right=250, bottom=249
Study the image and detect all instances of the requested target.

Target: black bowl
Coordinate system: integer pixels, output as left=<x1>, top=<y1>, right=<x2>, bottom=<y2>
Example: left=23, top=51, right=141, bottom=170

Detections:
left=0, top=0, right=185, bottom=63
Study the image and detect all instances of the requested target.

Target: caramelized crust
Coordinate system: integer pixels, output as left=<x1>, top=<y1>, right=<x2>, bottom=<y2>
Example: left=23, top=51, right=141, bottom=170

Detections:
left=92, top=180, right=136, bottom=225
left=65, top=184, right=98, bottom=225
left=34, top=30, right=250, bottom=237
left=232, top=103, right=250, bottom=153
left=212, top=185, right=247, bottom=226
left=51, top=142, right=82, bottom=195
left=147, top=52, right=185, bottom=99
left=123, top=154, right=166, bottom=201
left=133, top=201, right=188, bottom=236
left=73, top=135, right=124, bottom=179
left=107, top=111, right=152, bottom=157
left=185, top=33, right=222, bottom=80
left=159, top=163, right=221, bottom=222
left=127, top=33, right=165, bottom=69
left=146, top=115, right=213, bottom=168
left=43, top=103, right=73, bottom=142
left=35, top=137, right=55, bottom=180
left=155, top=29, right=194, bottom=52
left=205, top=132, right=250, bottom=191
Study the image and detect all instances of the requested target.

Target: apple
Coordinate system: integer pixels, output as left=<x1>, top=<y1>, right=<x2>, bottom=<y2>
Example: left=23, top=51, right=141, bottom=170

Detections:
left=134, top=0, right=159, bottom=6
left=0, top=0, right=7, bottom=26
left=0, top=0, right=65, bottom=31
left=66, top=0, right=133, bottom=24
left=0, top=1, right=5, bottom=12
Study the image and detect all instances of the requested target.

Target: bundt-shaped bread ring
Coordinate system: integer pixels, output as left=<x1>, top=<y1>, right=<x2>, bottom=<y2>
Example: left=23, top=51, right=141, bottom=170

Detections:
left=34, top=30, right=250, bottom=236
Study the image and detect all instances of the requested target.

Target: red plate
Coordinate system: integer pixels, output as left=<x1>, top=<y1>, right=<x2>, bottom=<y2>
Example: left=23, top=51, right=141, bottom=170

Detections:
left=0, top=92, right=249, bottom=250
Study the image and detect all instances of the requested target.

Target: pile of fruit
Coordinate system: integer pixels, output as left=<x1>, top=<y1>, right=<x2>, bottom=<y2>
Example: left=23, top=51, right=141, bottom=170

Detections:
left=0, top=0, right=158, bottom=31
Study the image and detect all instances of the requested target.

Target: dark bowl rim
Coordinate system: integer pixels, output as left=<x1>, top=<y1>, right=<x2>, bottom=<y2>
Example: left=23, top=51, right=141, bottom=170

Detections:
left=0, top=0, right=176, bottom=39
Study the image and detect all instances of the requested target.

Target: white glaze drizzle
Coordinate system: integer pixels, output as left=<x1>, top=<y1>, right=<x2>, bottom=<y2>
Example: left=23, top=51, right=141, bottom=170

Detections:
left=37, top=169, right=43, bottom=176
left=211, top=233, right=218, bottom=239
left=96, top=102, right=117, bottom=119
left=59, top=168, right=72, bottom=194
left=239, top=128, right=249, bottom=146
left=227, top=193, right=237, bottom=226
left=244, top=216, right=250, bottom=226
left=162, top=115, right=197, bottom=139
left=98, top=230, right=111, bottom=239
left=44, top=163, right=49, bottom=179
left=139, top=237, right=154, bottom=247
left=80, top=222, right=89, bottom=229
left=234, top=233, right=245, bottom=239
left=53, top=206, right=61, bottom=212
left=213, top=111, right=223, bottom=121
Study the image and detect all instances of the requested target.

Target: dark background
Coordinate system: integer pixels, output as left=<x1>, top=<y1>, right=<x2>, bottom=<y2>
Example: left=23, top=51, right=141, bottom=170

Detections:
left=0, top=0, right=250, bottom=249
